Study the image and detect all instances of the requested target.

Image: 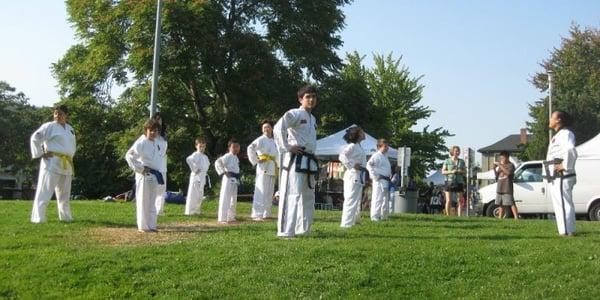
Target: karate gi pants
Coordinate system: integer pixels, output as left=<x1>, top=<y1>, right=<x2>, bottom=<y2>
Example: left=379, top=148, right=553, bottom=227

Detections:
left=218, top=176, right=238, bottom=222
left=136, top=173, right=158, bottom=231
left=550, top=177, right=576, bottom=235
left=277, top=166, right=315, bottom=237
left=251, top=173, right=275, bottom=218
left=371, top=179, right=390, bottom=221
left=185, top=174, right=206, bottom=215
left=155, top=171, right=167, bottom=215
left=341, top=170, right=363, bottom=228
left=31, top=169, right=73, bottom=223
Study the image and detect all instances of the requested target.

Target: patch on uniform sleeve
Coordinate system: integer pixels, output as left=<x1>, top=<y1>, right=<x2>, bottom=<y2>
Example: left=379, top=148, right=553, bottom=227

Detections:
left=300, top=119, right=307, bottom=124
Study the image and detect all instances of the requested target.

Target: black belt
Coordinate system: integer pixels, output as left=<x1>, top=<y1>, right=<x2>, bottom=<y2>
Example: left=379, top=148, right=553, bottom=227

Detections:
left=358, top=167, right=370, bottom=185
left=148, top=169, right=165, bottom=185
left=375, top=174, right=391, bottom=182
left=282, top=151, right=319, bottom=188
left=224, top=171, right=241, bottom=180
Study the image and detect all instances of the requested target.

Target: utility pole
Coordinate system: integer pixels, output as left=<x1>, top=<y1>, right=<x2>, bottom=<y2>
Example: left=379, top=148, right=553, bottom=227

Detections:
left=149, top=0, right=163, bottom=117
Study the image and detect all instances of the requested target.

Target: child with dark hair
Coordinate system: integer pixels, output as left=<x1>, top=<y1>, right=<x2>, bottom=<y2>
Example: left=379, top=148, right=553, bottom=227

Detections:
left=247, top=120, right=278, bottom=221
left=30, top=104, right=76, bottom=223
left=125, top=119, right=164, bottom=232
left=273, top=85, right=319, bottom=238
left=185, top=137, right=210, bottom=215
left=215, top=139, right=241, bottom=223
left=339, top=126, right=367, bottom=228
left=367, top=139, right=392, bottom=221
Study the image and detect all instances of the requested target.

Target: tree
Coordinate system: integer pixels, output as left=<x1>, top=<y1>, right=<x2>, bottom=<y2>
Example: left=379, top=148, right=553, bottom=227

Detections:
left=525, top=25, right=600, bottom=159
left=320, top=53, right=451, bottom=179
left=0, top=82, right=50, bottom=180
left=53, top=0, right=352, bottom=194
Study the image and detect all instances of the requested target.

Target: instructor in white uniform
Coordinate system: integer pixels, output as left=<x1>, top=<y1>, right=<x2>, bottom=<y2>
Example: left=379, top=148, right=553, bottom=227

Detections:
left=247, top=120, right=278, bottom=221
left=547, top=110, right=577, bottom=236
left=30, top=104, right=76, bottom=223
left=339, top=126, right=367, bottom=228
left=274, top=85, right=318, bottom=238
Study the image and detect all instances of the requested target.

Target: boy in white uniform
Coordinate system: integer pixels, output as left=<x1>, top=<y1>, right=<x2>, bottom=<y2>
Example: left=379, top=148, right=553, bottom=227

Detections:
left=215, top=139, right=241, bottom=223
left=339, top=126, right=367, bottom=228
left=30, top=104, right=76, bottom=223
left=274, top=85, right=319, bottom=238
left=247, top=120, right=278, bottom=220
left=546, top=110, right=577, bottom=236
left=367, top=139, right=392, bottom=221
left=125, top=119, right=164, bottom=232
left=185, top=137, right=210, bottom=215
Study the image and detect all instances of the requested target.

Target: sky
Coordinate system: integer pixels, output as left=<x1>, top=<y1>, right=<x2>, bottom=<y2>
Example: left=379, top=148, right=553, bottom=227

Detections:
left=1, top=0, right=600, bottom=162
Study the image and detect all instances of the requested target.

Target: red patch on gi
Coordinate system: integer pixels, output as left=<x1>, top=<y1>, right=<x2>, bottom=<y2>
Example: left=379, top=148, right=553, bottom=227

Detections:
left=300, top=119, right=307, bottom=124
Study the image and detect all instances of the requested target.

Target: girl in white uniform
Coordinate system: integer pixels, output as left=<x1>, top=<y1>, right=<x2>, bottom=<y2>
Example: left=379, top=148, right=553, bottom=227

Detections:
left=247, top=120, right=278, bottom=220
left=339, top=126, right=367, bottom=228
left=125, top=119, right=163, bottom=232
left=185, top=137, right=210, bottom=215
left=30, top=104, right=76, bottom=223
left=367, top=139, right=392, bottom=221
left=215, top=140, right=241, bottom=223
left=547, top=110, right=577, bottom=236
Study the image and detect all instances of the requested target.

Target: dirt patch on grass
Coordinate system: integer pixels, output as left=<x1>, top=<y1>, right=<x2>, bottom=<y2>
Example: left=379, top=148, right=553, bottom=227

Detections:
left=87, top=221, right=231, bottom=246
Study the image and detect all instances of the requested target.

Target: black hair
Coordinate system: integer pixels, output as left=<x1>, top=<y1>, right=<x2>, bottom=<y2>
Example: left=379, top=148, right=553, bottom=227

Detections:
left=343, top=126, right=363, bottom=144
left=499, top=151, right=510, bottom=158
left=553, top=110, right=574, bottom=128
left=227, top=138, right=239, bottom=147
left=260, top=119, right=274, bottom=128
left=53, top=104, right=69, bottom=115
left=297, top=85, right=317, bottom=99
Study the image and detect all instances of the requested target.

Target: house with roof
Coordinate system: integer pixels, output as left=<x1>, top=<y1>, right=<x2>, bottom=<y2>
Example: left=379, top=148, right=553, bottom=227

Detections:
left=478, top=128, right=530, bottom=186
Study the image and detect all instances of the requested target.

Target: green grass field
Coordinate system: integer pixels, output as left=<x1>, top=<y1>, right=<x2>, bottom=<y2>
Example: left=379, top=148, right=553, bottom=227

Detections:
left=1, top=199, right=599, bottom=299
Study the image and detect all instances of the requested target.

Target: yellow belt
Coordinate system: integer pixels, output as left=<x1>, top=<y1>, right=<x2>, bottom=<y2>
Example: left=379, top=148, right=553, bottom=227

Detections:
left=49, top=152, right=74, bottom=174
left=258, top=154, right=278, bottom=177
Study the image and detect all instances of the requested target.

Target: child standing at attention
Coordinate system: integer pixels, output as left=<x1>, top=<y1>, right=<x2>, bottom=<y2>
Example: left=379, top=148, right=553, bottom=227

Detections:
left=185, top=137, right=210, bottom=215
left=215, top=139, right=241, bottom=224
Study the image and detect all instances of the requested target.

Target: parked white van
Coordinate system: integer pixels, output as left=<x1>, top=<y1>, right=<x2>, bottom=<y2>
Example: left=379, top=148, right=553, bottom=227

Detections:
left=478, top=133, right=600, bottom=221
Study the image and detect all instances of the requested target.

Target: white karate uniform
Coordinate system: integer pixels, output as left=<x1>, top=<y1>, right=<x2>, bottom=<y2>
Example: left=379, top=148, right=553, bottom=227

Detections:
left=215, top=152, right=240, bottom=222
left=126, top=136, right=163, bottom=231
left=30, top=121, right=76, bottom=223
left=247, top=135, right=278, bottom=218
left=155, top=136, right=168, bottom=215
left=274, top=107, right=317, bottom=237
left=185, top=151, right=210, bottom=215
left=339, top=143, right=367, bottom=228
left=367, top=151, right=392, bottom=221
left=546, top=129, right=577, bottom=235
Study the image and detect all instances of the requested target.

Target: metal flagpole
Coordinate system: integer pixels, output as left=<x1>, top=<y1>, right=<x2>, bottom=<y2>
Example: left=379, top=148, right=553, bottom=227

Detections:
left=149, top=0, right=163, bottom=117
left=548, top=70, right=554, bottom=142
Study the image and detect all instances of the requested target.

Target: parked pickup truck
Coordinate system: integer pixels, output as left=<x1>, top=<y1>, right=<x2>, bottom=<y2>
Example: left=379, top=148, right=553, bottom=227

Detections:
left=478, top=133, right=600, bottom=221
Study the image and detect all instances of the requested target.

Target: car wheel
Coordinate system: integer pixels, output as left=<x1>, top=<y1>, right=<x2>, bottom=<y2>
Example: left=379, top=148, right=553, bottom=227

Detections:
left=588, top=201, right=600, bottom=221
left=485, top=203, right=500, bottom=218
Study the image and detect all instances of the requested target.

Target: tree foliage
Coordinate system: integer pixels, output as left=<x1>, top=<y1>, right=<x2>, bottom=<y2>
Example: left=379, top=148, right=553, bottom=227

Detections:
left=525, top=25, right=600, bottom=159
left=0, top=82, right=50, bottom=181
left=52, top=0, right=351, bottom=196
left=320, top=52, right=451, bottom=178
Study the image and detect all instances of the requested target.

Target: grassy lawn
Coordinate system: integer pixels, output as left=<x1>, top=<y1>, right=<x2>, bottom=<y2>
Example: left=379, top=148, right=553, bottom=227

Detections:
left=1, top=199, right=599, bottom=299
